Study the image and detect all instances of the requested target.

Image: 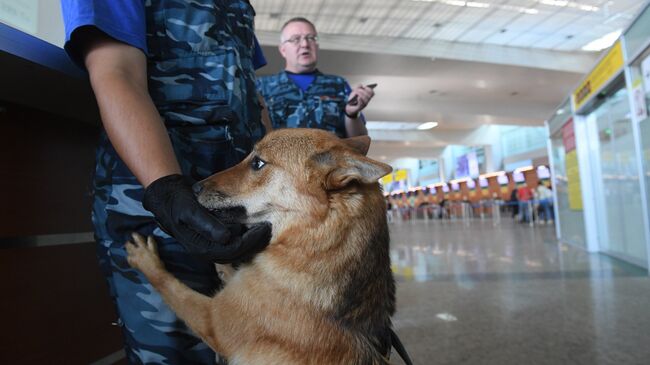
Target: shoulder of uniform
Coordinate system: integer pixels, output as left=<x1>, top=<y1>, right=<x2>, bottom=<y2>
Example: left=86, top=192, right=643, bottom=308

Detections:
left=317, top=73, right=348, bottom=86
left=257, top=74, right=277, bottom=83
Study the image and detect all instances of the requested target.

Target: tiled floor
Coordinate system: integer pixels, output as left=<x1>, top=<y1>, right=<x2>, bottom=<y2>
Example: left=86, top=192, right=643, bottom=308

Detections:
left=389, top=219, right=650, bottom=365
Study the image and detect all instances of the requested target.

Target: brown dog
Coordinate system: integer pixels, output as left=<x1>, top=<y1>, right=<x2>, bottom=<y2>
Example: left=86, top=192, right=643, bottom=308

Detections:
left=126, top=128, right=397, bottom=364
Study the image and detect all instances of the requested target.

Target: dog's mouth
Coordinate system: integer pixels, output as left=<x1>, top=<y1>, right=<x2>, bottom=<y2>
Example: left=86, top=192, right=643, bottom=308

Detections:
left=207, top=205, right=247, bottom=225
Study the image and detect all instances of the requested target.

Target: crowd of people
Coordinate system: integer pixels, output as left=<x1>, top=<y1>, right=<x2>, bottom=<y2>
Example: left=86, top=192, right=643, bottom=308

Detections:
left=384, top=181, right=555, bottom=225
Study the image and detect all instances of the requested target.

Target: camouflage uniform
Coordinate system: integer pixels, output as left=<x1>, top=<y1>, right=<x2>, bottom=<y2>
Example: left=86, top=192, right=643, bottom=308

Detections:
left=257, top=70, right=351, bottom=138
left=91, top=1, right=263, bottom=364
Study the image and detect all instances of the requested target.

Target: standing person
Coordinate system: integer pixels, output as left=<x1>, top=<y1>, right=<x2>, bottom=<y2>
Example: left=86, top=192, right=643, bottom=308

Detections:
left=517, top=183, right=533, bottom=223
left=536, top=182, right=554, bottom=224
left=61, top=1, right=271, bottom=363
left=257, top=17, right=373, bottom=138
left=510, top=186, right=519, bottom=219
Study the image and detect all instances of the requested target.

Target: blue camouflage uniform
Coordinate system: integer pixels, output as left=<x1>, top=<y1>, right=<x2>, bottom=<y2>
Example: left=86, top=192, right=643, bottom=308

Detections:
left=62, top=0, right=265, bottom=363
left=257, top=70, right=357, bottom=138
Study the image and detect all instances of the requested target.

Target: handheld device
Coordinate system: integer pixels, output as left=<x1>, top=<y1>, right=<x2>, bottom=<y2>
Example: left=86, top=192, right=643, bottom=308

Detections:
left=347, top=83, right=378, bottom=105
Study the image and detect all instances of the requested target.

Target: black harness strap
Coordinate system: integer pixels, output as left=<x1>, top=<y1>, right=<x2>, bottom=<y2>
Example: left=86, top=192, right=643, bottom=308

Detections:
left=389, top=328, right=413, bottom=365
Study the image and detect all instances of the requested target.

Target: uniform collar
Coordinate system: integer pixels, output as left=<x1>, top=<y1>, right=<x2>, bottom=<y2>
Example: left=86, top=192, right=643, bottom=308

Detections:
left=281, top=69, right=322, bottom=78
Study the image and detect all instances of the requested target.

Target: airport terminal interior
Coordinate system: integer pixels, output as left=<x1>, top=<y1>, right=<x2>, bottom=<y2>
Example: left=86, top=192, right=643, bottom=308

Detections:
left=3, top=1, right=650, bottom=364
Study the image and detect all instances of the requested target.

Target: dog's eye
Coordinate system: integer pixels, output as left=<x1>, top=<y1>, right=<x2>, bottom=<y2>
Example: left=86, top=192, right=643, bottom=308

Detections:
left=251, top=156, right=266, bottom=171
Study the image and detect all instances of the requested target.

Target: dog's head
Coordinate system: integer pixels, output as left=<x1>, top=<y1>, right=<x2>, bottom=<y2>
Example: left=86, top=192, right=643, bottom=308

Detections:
left=195, top=128, right=392, bottom=236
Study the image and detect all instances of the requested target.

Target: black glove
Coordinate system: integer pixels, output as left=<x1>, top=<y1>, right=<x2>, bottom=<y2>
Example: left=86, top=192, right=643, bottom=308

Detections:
left=209, top=222, right=272, bottom=264
left=143, top=174, right=272, bottom=263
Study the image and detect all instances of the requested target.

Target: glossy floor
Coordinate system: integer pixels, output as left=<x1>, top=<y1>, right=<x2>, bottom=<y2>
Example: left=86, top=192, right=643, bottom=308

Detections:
left=389, top=219, right=650, bottom=365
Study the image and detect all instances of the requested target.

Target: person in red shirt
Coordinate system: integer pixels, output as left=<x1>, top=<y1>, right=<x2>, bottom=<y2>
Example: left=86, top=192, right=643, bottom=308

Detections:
left=517, top=183, right=533, bottom=223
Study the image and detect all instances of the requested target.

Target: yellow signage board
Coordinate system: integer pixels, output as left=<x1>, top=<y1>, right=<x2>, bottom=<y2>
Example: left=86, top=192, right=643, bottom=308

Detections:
left=394, top=169, right=408, bottom=182
left=381, top=174, right=393, bottom=184
left=573, top=41, right=624, bottom=110
left=566, top=150, right=583, bottom=210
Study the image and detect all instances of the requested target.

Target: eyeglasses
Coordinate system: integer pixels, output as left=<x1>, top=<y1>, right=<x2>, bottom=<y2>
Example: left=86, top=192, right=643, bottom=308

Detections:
left=283, top=34, right=319, bottom=45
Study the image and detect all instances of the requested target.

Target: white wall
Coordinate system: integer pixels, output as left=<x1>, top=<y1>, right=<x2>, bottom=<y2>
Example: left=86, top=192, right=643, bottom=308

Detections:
left=0, top=0, right=65, bottom=47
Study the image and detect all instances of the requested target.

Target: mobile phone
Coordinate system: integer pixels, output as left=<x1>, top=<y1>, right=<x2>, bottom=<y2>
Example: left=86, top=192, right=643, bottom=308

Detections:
left=347, top=83, right=378, bottom=105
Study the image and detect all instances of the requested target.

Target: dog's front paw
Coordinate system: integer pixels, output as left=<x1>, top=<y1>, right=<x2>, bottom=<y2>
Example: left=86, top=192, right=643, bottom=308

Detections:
left=126, top=233, right=165, bottom=276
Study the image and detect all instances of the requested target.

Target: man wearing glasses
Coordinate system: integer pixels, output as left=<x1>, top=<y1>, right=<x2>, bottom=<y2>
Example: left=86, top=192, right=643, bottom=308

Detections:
left=257, top=17, right=374, bottom=138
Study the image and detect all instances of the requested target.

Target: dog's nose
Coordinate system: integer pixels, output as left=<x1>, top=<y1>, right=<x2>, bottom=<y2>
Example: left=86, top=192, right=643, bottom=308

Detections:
left=192, top=182, right=203, bottom=195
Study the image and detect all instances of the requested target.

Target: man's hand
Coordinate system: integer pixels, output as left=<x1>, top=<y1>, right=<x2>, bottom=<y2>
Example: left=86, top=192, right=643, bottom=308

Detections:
left=143, top=174, right=272, bottom=263
left=345, top=84, right=376, bottom=118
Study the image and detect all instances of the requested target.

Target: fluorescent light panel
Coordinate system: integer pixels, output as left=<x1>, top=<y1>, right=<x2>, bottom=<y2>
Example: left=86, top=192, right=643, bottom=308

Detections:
left=367, top=121, right=437, bottom=131
left=582, top=29, right=622, bottom=51
left=412, top=0, right=598, bottom=13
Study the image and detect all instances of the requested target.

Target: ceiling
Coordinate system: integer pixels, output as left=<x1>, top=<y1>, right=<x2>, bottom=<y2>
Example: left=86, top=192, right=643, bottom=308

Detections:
left=254, top=0, right=648, bottom=161
left=254, top=0, right=645, bottom=52
left=10, top=1, right=646, bottom=162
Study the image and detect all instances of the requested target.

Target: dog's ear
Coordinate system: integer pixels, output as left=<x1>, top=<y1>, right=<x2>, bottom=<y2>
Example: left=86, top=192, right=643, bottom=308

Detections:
left=325, top=154, right=393, bottom=190
left=342, top=135, right=371, bottom=156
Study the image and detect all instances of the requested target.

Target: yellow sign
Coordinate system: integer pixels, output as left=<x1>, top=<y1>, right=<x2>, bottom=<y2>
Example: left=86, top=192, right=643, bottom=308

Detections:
left=500, top=186, right=509, bottom=194
left=394, top=169, right=408, bottom=182
left=573, top=41, right=624, bottom=110
left=381, top=174, right=393, bottom=184
left=566, top=150, right=583, bottom=210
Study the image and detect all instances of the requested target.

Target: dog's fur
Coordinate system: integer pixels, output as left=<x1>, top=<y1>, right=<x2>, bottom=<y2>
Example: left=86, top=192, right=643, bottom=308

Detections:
left=126, top=128, right=396, bottom=365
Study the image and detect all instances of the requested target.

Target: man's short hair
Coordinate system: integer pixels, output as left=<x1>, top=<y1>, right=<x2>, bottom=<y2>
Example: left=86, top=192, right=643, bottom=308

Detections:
left=280, top=17, right=317, bottom=35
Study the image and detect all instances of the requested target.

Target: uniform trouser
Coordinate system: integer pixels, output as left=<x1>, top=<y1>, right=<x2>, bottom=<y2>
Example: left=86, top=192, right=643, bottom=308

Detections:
left=92, top=125, right=256, bottom=364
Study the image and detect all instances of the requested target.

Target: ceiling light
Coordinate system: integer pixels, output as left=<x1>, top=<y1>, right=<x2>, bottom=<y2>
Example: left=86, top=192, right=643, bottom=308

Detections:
left=417, top=122, right=439, bottom=130
left=502, top=4, right=540, bottom=14
left=443, top=0, right=467, bottom=6
left=366, top=121, right=428, bottom=130
left=521, top=8, right=539, bottom=14
left=538, top=0, right=568, bottom=6
left=537, top=0, right=598, bottom=11
left=581, top=29, right=622, bottom=51
left=466, top=2, right=490, bottom=8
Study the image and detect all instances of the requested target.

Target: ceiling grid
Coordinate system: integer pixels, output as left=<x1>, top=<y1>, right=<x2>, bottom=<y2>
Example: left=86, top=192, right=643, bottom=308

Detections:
left=253, top=0, right=646, bottom=52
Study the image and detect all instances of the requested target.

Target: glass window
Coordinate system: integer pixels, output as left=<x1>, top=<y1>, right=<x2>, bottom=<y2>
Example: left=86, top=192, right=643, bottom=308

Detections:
left=587, top=85, right=648, bottom=265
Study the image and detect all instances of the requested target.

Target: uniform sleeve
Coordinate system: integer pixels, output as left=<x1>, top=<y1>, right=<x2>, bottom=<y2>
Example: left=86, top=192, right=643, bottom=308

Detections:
left=61, top=0, right=147, bottom=69
left=252, top=36, right=267, bottom=70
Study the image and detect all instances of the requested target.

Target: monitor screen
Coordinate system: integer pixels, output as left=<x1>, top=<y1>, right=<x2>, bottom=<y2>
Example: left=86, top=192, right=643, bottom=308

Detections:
left=466, top=179, right=476, bottom=189
left=513, top=171, right=525, bottom=183
left=442, top=184, right=450, bottom=193
left=537, top=165, right=550, bottom=179
left=497, top=174, right=509, bottom=185
left=479, top=176, right=488, bottom=188
left=451, top=182, right=460, bottom=191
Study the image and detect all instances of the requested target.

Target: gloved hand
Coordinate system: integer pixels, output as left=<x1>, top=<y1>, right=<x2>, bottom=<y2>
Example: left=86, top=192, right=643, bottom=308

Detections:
left=142, top=174, right=272, bottom=263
